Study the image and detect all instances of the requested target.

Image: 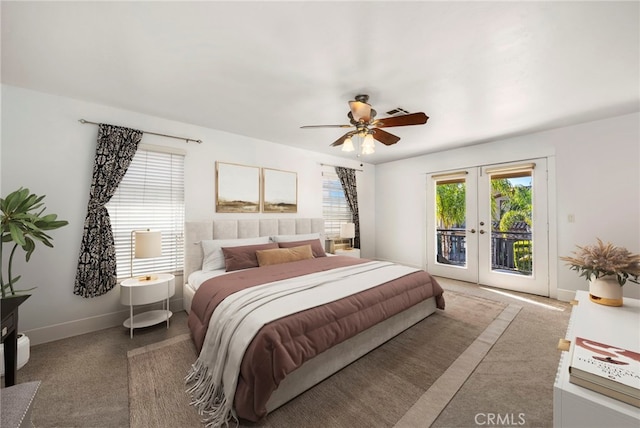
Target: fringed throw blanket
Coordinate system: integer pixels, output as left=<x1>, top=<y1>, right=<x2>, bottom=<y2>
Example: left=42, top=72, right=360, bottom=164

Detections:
left=186, top=258, right=445, bottom=426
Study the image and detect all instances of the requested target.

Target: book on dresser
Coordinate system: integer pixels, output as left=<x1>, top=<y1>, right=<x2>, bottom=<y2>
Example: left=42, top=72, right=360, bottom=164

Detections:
left=569, top=336, right=640, bottom=408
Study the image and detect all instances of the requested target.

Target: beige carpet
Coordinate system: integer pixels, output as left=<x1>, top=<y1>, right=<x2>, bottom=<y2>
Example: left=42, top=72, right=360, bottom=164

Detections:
left=128, top=291, right=513, bottom=428
left=128, top=333, right=200, bottom=428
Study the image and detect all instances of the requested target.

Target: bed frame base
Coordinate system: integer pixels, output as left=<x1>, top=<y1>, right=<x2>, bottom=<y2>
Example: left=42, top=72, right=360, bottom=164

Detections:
left=266, top=297, right=437, bottom=413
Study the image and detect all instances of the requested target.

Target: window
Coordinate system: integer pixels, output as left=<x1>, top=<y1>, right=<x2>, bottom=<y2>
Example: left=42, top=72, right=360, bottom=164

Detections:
left=322, top=166, right=352, bottom=238
left=106, top=145, right=185, bottom=278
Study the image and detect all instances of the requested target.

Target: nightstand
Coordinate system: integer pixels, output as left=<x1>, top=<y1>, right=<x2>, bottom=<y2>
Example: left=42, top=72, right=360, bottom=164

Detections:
left=334, top=248, right=360, bottom=258
left=120, top=273, right=175, bottom=338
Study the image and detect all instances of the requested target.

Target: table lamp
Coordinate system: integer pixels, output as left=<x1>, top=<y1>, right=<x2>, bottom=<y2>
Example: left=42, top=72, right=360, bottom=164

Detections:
left=130, top=229, right=162, bottom=280
left=340, top=223, right=355, bottom=250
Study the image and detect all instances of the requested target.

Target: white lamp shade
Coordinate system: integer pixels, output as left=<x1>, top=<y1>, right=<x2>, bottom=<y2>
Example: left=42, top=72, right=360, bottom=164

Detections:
left=134, top=230, right=162, bottom=258
left=361, top=133, right=375, bottom=154
left=340, top=223, right=355, bottom=239
left=342, top=137, right=355, bottom=152
left=361, top=144, right=375, bottom=155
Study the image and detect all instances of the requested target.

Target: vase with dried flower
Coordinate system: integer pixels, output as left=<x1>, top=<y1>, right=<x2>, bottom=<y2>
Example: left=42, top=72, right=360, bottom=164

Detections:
left=560, top=238, right=640, bottom=306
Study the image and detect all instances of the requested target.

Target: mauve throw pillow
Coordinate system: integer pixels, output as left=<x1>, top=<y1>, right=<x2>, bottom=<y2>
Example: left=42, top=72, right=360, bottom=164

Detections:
left=222, top=242, right=279, bottom=272
left=277, top=239, right=327, bottom=258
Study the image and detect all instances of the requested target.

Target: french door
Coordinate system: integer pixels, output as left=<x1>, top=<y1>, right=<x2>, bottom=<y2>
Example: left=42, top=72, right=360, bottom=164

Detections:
left=426, top=158, right=549, bottom=296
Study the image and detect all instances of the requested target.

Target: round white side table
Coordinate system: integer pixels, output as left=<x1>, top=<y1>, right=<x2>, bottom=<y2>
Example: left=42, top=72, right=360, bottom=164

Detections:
left=120, top=273, right=175, bottom=338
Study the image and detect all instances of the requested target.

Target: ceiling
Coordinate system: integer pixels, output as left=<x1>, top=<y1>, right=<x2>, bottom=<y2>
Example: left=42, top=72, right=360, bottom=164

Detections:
left=2, top=1, right=638, bottom=165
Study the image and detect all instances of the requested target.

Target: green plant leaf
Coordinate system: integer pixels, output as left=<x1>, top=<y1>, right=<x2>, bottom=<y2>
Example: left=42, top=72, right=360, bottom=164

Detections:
left=38, top=213, right=58, bottom=223
left=30, top=230, right=53, bottom=246
left=15, top=218, right=41, bottom=231
left=8, top=222, right=26, bottom=247
left=16, top=193, right=39, bottom=212
left=3, top=188, right=23, bottom=213
left=35, top=219, right=69, bottom=230
left=23, top=237, right=35, bottom=261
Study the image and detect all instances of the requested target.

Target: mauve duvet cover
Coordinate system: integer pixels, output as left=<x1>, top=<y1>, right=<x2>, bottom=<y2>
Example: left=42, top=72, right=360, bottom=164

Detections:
left=188, top=256, right=445, bottom=421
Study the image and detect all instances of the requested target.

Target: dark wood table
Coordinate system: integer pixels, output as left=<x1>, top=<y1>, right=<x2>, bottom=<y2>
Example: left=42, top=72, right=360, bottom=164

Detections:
left=1, top=295, right=29, bottom=387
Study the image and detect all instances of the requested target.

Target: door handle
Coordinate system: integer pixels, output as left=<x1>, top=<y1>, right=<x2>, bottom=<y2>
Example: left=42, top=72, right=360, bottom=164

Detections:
left=479, top=230, right=486, bottom=234
left=468, top=229, right=476, bottom=233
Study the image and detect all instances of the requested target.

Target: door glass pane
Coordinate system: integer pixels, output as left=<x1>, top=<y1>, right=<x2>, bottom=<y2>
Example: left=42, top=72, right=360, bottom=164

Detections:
left=435, top=178, right=466, bottom=267
left=489, top=171, right=532, bottom=276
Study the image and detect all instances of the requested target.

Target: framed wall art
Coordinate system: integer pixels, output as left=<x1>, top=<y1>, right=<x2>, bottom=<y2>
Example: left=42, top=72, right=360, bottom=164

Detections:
left=262, top=168, right=297, bottom=213
left=215, top=162, right=260, bottom=213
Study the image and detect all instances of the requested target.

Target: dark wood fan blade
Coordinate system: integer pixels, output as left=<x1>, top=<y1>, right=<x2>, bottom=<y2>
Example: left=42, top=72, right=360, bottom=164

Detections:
left=330, top=132, right=353, bottom=147
left=375, top=112, right=429, bottom=128
left=372, top=128, right=401, bottom=146
left=349, top=100, right=372, bottom=122
left=301, top=124, right=353, bottom=129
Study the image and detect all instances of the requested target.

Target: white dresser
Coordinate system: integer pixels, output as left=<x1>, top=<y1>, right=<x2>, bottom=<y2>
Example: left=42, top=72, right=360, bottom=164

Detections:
left=553, top=290, right=640, bottom=427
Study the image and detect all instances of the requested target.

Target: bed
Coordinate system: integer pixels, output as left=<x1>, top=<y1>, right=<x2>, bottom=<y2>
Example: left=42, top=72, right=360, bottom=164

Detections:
left=183, top=218, right=445, bottom=426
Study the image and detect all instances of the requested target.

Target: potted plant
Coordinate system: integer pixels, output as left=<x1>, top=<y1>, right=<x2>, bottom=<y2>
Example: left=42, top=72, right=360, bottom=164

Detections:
left=1, top=187, right=69, bottom=298
left=560, top=238, right=640, bottom=306
left=1, top=188, right=68, bottom=378
left=1, top=187, right=69, bottom=296
left=0, top=188, right=68, bottom=386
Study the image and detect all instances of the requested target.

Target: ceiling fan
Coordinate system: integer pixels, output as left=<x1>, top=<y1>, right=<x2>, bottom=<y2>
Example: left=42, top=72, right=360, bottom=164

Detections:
left=300, top=94, right=429, bottom=154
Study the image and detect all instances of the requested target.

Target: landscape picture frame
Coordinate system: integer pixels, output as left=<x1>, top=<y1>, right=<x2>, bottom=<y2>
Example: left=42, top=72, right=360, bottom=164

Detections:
left=215, top=162, right=260, bottom=213
left=262, top=168, right=297, bottom=213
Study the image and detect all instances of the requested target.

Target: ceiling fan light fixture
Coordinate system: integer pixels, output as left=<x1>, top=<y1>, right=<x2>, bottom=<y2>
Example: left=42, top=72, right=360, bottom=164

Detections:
left=349, top=96, right=372, bottom=122
left=361, top=144, right=375, bottom=155
left=342, top=137, right=355, bottom=152
left=362, top=133, right=374, bottom=147
left=361, top=133, right=375, bottom=154
left=301, top=94, right=427, bottom=155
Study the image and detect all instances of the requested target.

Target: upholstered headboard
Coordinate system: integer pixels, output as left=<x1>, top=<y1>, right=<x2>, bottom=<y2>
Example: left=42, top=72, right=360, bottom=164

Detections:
left=185, top=218, right=325, bottom=281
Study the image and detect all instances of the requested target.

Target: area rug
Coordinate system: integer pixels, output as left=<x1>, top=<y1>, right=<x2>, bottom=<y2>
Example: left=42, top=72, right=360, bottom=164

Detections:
left=128, top=291, right=516, bottom=428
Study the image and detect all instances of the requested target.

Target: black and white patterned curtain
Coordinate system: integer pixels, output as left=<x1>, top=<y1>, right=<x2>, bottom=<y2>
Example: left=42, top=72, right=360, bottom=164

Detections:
left=335, top=166, right=360, bottom=249
left=74, top=124, right=142, bottom=298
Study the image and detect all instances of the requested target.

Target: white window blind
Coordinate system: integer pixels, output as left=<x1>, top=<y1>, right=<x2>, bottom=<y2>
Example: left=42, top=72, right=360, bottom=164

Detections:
left=322, top=166, right=352, bottom=238
left=106, top=145, right=185, bottom=279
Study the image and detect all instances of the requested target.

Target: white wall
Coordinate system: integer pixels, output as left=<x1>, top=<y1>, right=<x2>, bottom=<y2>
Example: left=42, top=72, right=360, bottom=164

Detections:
left=1, top=85, right=375, bottom=344
left=375, top=112, right=640, bottom=301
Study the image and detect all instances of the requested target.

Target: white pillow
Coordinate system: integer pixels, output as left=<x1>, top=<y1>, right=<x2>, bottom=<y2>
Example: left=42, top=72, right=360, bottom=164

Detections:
left=201, top=236, right=270, bottom=271
left=271, top=233, right=320, bottom=243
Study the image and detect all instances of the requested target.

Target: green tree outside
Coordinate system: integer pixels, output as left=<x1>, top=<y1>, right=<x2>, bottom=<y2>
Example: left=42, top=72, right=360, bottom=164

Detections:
left=436, top=177, right=532, bottom=272
left=436, top=182, right=465, bottom=261
left=491, top=178, right=531, bottom=231
left=436, top=182, right=465, bottom=228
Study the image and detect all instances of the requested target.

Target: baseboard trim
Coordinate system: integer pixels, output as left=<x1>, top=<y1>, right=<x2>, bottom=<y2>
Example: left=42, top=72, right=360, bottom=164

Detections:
left=556, top=288, right=577, bottom=302
left=23, top=298, right=184, bottom=346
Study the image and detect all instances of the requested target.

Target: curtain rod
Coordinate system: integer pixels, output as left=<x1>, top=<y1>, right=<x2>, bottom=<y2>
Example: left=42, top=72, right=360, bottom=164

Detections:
left=320, top=163, right=364, bottom=172
left=79, top=119, right=202, bottom=144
